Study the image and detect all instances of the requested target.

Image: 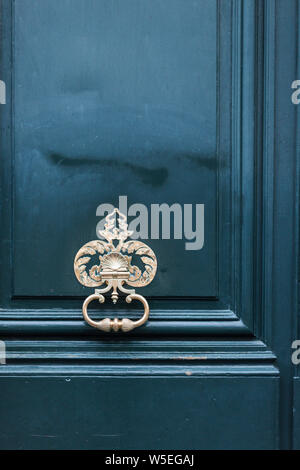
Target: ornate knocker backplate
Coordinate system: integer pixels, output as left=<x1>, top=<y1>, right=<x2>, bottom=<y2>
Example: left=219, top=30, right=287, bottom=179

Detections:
left=74, top=208, right=157, bottom=332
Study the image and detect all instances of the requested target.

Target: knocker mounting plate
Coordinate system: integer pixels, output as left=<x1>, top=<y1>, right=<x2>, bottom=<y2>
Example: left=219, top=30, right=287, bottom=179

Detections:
left=74, top=208, right=157, bottom=332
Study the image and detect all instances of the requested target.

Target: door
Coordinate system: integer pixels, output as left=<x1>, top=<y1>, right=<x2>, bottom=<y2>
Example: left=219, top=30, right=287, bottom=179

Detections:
left=0, top=0, right=298, bottom=450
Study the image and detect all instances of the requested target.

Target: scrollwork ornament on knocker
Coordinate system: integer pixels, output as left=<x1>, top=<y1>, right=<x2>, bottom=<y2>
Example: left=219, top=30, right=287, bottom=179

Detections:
left=74, top=208, right=157, bottom=332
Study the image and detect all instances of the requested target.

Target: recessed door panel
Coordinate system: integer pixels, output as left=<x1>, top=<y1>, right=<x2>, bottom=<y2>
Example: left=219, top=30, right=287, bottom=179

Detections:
left=12, top=0, right=218, bottom=297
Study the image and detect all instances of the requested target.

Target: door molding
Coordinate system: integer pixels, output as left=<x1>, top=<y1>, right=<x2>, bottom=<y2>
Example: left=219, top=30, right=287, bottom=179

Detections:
left=0, top=0, right=280, bottom=371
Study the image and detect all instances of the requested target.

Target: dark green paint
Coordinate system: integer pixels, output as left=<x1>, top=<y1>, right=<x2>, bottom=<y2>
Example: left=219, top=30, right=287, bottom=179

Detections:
left=48, top=153, right=170, bottom=187
left=12, top=0, right=218, bottom=298
left=0, top=0, right=299, bottom=450
left=0, top=377, right=278, bottom=450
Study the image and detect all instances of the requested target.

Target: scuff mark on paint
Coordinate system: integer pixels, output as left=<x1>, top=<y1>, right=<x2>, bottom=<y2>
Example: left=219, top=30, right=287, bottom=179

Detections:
left=47, top=152, right=168, bottom=187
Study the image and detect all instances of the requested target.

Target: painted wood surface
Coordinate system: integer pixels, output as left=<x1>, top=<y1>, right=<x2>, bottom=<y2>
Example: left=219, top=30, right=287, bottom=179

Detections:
left=0, top=0, right=298, bottom=450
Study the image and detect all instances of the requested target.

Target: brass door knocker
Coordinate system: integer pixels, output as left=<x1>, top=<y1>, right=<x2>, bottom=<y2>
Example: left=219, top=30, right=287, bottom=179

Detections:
left=74, top=208, right=157, bottom=332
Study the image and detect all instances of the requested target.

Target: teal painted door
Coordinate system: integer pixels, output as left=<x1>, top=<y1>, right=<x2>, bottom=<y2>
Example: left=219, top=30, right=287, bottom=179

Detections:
left=0, top=0, right=298, bottom=449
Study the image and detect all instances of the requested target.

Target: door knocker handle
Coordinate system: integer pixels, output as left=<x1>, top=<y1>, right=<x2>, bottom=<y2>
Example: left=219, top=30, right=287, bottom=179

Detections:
left=74, top=208, right=157, bottom=332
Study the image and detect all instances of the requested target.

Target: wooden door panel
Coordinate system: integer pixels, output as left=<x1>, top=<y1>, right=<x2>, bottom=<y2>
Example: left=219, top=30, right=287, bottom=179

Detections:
left=0, top=376, right=278, bottom=450
left=1, top=0, right=298, bottom=451
left=13, top=0, right=218, bottom=298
